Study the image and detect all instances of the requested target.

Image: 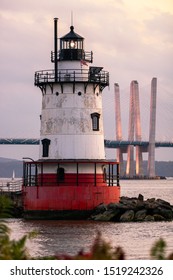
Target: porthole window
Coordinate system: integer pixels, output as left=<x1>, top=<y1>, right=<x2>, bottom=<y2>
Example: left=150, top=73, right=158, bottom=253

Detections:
left=41, top=138, right=51, bottom=157
left=91, top=112, right=100, bottom=131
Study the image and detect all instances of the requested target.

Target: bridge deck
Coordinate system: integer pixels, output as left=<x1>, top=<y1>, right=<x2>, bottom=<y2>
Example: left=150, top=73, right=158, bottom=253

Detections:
left=0, top=138, right=173, bottom=148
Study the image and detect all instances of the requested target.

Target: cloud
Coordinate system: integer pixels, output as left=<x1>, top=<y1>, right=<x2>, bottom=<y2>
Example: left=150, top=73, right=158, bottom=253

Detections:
left=144, top=12, right=173, bottom=46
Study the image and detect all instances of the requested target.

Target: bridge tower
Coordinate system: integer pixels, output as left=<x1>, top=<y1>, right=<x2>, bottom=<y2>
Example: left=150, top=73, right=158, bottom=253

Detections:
left=23, top=18, right=120, bottom=219
left=126, top=81, right=143, bottom=177
left=114, top=83, right=124, bottom=175
left=148, top=77, right=157, bottom=177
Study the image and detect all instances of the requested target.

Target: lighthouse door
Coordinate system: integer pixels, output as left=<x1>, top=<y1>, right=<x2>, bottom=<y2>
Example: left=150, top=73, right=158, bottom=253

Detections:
left=57, top=167, right=65, bottom=183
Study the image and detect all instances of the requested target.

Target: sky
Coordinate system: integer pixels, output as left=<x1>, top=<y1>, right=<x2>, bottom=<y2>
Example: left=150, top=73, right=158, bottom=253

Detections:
left=0, top=0, right=173, bottom=161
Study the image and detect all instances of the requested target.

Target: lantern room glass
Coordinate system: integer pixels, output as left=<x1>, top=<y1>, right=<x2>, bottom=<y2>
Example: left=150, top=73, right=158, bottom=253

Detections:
left=62, top=40, right=83, bottom=50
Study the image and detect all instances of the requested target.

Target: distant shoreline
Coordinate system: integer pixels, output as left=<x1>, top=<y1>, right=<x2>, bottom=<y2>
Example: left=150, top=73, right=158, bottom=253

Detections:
left=0, top=157, right=173, bottom=178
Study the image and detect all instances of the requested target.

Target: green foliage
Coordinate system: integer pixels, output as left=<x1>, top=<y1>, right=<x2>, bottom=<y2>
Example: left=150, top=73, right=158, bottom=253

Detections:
left=0, top=195, right=13, bottom=218
left=0, top=219, right=38, bottom=260
left=0, top=195, right=35, bottom=260
left=150, top=238, right=173, bottom=260
left=0, top=233, right=28, bottom=260
left=150, top=238, right=166, bottom=260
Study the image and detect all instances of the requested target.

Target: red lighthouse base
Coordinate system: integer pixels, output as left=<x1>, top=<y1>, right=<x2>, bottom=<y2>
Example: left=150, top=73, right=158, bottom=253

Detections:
left=23, top=160, right=120, bottom=219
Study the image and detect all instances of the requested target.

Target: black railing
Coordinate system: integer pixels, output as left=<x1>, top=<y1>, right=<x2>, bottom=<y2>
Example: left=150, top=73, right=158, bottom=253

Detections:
left=34, top=68, right=109, bottom=87
left=51, top=50, right=93, bottom=63
left=23, top=160, right=119, bottom=187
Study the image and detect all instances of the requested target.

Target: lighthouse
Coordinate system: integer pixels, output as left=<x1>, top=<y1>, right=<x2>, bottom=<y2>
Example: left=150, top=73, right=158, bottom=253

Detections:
left=23, top=18, right=120, bottom=219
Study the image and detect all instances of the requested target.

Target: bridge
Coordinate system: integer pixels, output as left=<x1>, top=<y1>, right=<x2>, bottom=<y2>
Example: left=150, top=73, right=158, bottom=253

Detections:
left=105, top=140, right=173, bottom=149
left=0, top=138, right=173, bottom=148
left=110, top=77, right=173, bottom=178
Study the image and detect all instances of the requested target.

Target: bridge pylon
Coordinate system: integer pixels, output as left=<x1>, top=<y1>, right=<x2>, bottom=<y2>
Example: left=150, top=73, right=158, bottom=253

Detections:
left=148, top=77, right=157, bottom=177
left=126, top=80, right=143, bottom=177
left=114, top=83, right=124, bottom=175
left=114, top=78, right=157, bottom=178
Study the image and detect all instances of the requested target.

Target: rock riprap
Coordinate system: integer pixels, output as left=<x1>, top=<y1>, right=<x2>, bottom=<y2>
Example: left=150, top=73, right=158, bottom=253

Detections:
left=90, top=194, right=173, bottom=222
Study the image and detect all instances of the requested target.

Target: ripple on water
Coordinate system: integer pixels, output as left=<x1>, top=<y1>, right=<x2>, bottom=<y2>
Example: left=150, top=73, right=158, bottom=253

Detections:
left=7, top=180, right=173, bottom=259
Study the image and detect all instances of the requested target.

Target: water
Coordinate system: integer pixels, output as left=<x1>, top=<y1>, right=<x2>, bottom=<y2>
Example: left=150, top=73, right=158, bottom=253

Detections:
left=7, top=180, right=173, bottom=259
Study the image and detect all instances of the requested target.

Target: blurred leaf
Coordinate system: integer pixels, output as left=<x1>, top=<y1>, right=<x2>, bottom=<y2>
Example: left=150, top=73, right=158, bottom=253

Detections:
left=150, top=238, right=166, bottom=260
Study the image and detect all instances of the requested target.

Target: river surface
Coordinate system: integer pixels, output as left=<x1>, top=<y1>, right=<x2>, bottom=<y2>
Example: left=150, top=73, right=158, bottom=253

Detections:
left=8, top=179, right=173, bottom=259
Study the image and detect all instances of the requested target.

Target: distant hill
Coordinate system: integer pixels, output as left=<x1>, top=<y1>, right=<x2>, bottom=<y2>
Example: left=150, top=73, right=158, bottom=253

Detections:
left=119, top=161, right=173, bottom=178
left=155, top=161, right=173, bottom=177
left=0, top=157, right=173, bottom=178
left=0, top=157, right=23, bottom=178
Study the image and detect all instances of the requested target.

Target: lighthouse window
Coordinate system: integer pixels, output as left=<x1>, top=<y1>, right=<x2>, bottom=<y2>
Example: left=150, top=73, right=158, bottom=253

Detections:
left=91, top=113, right=100, bottom=131
left=41, top=138, right=51, bottom=157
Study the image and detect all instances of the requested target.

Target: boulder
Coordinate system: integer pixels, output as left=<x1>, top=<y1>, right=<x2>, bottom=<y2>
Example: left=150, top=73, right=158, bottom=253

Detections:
left=94, top=203, right=107, bottom=214
left=144, top=215, right=155, bottom=222
left=92, top=210, right=115, bottom=221
left=135, top=209, right=147, bottom=221
left=156, top=198, right=171, bottom=207
left=112, top=202, right=129, bottom=211
left=153, top=214, right=166, bottom=221
left=119, top=210, right=135, bottom=222
left=145, top=200, right=158, bottom=211
left=138, top=194, right=144, bottom=201
left=107, top=202, right=119, bottom=210
left=119, top=198, right=137, bottom=210
left=156, top=199, right=172, bottom=210
left=110, top=208, right=122, bottom=221
left=153, top=207, right=173, bottom=220
left=147, top=198, right=155, bottom=203
left=136, top=200, right=146, bottom=211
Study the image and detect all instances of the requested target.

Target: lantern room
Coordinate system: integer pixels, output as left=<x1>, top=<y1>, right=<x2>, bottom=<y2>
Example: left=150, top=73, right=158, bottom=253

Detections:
left=59, top=25, right=93, bottom=62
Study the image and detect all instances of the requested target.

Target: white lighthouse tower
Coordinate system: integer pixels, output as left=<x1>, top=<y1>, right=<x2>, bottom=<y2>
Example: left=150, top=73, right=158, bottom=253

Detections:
left=39, top=21, right=106, bottom=162
left=23, top=18, right=120, bottom=219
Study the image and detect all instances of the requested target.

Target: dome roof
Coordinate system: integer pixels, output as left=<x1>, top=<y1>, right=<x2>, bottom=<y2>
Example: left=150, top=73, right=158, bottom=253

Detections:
left=60, top=26, right=84, bottom=40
